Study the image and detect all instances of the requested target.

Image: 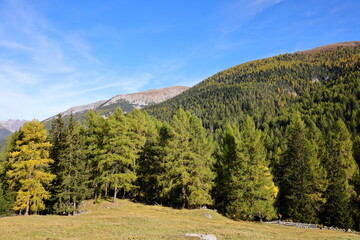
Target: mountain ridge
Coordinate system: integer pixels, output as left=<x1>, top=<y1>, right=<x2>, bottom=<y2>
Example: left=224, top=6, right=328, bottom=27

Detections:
left=44, top=86, right=190, bottom=122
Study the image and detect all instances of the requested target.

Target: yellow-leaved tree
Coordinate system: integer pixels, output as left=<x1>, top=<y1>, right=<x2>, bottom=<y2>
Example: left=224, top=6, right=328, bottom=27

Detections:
left=7, top=120, right=55, bottom=215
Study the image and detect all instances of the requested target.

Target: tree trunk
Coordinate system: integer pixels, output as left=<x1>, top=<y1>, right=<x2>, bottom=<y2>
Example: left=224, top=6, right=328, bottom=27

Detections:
left=25, top=197, right=30, bottom=216
left=113, top=186, right=117, bottom=203
left=105, top=182, right=108, bottom=198
left=73, top=197, right=77, bottom=216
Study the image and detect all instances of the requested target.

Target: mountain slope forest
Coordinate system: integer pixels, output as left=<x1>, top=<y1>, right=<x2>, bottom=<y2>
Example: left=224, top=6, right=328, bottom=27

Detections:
left=0, top=42, right=359, bottom=232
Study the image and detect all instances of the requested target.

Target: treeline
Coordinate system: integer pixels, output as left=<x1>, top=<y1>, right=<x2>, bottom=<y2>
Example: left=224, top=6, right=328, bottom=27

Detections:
left=0, top=107, right=359, bottom=230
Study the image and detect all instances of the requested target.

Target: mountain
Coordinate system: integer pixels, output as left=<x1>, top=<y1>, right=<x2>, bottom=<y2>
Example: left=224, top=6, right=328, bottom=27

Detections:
left=43, top=86, right=190, bottom=123
left=146, top=41, right=360, bottom=134
left=0, top=119, right=28, bottom=142
left=0, top=127, right=11, bottom=141
left=0, top=119, right=28, bottom=133
left=298, top=41, right=360, bottom=54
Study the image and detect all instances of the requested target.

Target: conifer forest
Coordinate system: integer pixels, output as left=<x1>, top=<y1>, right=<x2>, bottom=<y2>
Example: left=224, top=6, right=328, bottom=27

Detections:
left=1, top=46, right=360, bottom=231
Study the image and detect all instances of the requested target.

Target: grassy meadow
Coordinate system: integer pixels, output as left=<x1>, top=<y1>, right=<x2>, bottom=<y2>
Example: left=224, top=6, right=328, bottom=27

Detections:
left=0, top=199, right=358, bottom=240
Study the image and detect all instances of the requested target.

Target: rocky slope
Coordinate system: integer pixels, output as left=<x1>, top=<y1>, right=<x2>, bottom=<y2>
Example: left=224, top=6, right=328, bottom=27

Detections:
left=0, top=119, right=28, bottom=142
left=0, top=119, right=28, bottom=133
left=44, top=86, right=190, bottom=122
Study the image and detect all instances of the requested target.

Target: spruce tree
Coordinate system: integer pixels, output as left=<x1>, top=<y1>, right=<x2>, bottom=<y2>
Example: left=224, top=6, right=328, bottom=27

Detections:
left=278, top=113, right=326, bottom=223
left=136, top=116, right=166, bottom=203
left=0, top=131, right=21, bottom=215
left=321, top=120, right=358, bottom=229
left=51, top=114, right=89, bottom=215
left=6, top=120, right=55, bottom=215
left=215, top=117, right=278, bottom=221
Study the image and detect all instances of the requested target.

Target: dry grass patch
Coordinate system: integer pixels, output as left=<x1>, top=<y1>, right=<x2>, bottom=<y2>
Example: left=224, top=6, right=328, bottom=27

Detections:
left=0, top=199, right=358, bottom=240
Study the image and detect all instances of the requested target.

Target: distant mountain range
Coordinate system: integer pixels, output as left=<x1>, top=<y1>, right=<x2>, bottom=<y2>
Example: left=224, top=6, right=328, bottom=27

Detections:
left=1, top=86, right=189, bottom=143
left=0, top=119, right=28, bottom=143
left=42, top=86, right=190, bottom=124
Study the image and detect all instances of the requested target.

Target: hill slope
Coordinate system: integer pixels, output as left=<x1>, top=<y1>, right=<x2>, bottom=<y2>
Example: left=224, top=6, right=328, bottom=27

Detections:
left=146, top=42, right=360, bottom=134
left=0, top=199, right=357, bottom=240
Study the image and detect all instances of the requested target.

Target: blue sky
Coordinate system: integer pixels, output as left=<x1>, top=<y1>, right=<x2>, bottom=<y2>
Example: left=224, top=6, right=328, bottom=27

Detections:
left=0, top=0, right=359, bottom=120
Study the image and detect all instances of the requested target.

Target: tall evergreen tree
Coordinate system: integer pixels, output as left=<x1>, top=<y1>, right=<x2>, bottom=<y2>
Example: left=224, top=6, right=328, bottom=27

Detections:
left=6, top=120, right=55, bottom=215
left=99, top=108, right=137, bottom=202
left=278, top=113, right=326, bottom=223
left=321, top=120, right=358, bottom=228
left=0, top=131, right=21, bottom=215
left=51, top=115, right=89, bottom=215
left=160, top=109, right=214, bottom=208
left=83, top=110, right=108, bottom=201
left=215, top=117, right=278, bottom=221
left=137, top=122, right=171, bottom=204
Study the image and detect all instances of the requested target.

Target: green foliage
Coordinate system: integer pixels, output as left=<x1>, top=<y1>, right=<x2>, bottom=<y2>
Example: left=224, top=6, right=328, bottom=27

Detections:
left=159, top=109, right=215, bottom=208
left=0, top=131, right=21, bottom=215
left=50, top=114, right=89, bottom=215
left=83, top=110, right=108, bottom=200
left=278, top=113, right=326, bottom=223
left=321, top=120, right=358, bottom=229
left=100, top=108, right=137, bottom=202
left=214, top=118, right=278, bottom=221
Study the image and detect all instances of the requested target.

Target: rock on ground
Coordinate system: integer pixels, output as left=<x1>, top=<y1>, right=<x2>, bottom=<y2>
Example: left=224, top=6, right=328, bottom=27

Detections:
left=185, top=233, right=217, bottom=240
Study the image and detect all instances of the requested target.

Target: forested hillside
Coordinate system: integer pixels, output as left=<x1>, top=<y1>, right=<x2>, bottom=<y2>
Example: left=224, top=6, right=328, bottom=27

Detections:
left=146, top=44, right=360, bottom=135
left=0, top=43, right=359, bottom=232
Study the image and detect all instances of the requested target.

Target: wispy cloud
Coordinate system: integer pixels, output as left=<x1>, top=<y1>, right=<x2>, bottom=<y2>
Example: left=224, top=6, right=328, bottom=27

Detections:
left=219, top=0, right=284, bottom=35
left=0, top=0, right=160, bottom=120
left=213, top=0, right=284, bottom=52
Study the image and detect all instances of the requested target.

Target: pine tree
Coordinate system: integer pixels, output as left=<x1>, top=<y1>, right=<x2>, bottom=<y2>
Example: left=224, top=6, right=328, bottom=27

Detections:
left=278, top=113, right=326, bottom=223
left=6, top=120, right=55, bottom=215
left=213, top=124, right=241, bottom=214
left=99, top=108, right=137, bottom=202
left=215, top=117, right=278, bottom=221
left=321, top=120, right=358, bottom=229
left=160, top=109, right=214, bottom=208
left=137, top=121, right=172, bottom=204
left=0, top=131, right=21, bottom=215
left=51, top=114, right=89, bottom=215
left=353, top=136, right=360, bottom=230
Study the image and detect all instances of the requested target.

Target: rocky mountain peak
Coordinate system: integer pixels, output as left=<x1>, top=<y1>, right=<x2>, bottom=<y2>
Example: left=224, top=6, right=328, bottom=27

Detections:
left=0, top=119, right=28, bottom=133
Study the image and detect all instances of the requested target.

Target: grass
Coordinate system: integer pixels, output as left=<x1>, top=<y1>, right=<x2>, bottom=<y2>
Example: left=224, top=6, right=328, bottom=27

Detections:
left=0, top=200, right=358, bottom=240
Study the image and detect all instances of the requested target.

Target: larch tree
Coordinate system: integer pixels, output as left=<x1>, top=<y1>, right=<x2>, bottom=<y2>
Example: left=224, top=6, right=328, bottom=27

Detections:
left=160, top=109, right=214, bottom=208
left=83, top=110, right=108, bottom=201
left=99, top=108, right=137, bottom=202
left=6, top=120, right=55, bottom=215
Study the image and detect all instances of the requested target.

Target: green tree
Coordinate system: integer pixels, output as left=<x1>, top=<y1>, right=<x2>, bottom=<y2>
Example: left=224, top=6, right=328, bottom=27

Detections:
left=321, top=120, right=358, bottom=228
left=99, top=108, right=137, bottom=202
left=137, top=122, right=171, bottom=204
left=215, top=117, right=278, bottom=221
left=278, top=113, right=326, bottom=223
left=160, top=109, right=214, bottom=208
left=0, top=131, right=21, bottom=215
left=51, top=114, right=89, bottom=215
left=83, top=110, right=108, bottom=201
left=6, top=120, right=55, bottom=215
